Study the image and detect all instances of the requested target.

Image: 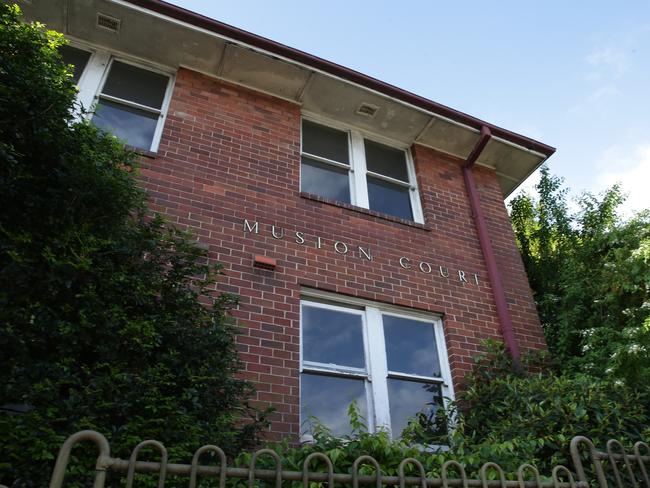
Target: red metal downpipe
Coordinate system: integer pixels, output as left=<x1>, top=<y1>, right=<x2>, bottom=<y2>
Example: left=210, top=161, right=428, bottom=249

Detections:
left=462, top=126, right=521, bottom=362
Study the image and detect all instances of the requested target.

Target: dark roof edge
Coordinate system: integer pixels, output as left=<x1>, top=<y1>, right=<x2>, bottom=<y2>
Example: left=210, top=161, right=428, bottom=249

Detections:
left=125, top=0, right=556, bottom=158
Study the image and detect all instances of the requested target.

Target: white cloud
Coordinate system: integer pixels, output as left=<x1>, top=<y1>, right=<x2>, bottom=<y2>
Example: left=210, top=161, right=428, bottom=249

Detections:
left=587, top=85, right=621, bottom=102
left=579, top=41, right=635, bottom=107
left=585, top=46, right=630, bottom=78
left=595, top=144, right=650, bottom=217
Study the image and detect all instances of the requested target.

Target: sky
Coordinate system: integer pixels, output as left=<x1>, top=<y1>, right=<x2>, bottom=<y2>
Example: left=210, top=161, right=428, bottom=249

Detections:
left=169, top=0, right=650, bottom=216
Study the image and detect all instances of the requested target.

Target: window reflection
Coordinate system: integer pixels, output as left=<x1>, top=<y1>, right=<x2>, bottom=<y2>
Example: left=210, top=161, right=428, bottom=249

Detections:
left=383, top=315, right=440, bottom=377
left=301, top=374, right=367, bottom=436
left=387, top=378, right=443, bottom=437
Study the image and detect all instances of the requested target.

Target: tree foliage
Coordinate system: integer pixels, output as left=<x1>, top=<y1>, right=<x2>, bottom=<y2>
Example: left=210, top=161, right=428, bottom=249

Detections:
left=0, top=5, right=267, bottom=486
left=509, top=166, right=650, bottom=388
left=227, top=344, right=648, bottom=486
left=445, top=342, right=649, bottom=474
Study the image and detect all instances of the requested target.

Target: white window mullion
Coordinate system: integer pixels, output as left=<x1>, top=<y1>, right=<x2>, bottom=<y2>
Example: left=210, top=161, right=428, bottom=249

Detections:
left=433, top=317, right=455, bottom=428
left=75, top=50, right=110, bottom=117
left=405, top=149, right=425, bottom=224
left=350, top=131, right=369, bottom=208
left=365, top=306, right=391, bottom=433
left=150, top=71, right=175, bottom=152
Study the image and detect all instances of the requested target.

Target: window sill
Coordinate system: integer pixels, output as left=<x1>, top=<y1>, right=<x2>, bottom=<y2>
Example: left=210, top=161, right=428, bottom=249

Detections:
left=300, top=192, right=431, bottom=231
left=126, top=145, right=158, bottom=159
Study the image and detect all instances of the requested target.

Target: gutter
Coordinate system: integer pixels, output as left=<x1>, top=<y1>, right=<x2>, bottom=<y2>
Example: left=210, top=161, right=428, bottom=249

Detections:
left=462, top=126, right=521, bottom=362
left=122, top=0, right=555, bottom=159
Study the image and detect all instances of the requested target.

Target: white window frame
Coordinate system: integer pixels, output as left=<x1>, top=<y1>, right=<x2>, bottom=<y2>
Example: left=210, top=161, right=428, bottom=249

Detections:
left=300, top=114, right=425, bottom=224
left=63, top=40, right=175, bottom=153
left=299, top=289, right=453, bottom=438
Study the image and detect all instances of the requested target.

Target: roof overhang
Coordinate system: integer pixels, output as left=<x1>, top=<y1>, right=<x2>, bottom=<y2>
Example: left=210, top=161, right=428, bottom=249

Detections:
left=19, top=0, right=555, bottom=197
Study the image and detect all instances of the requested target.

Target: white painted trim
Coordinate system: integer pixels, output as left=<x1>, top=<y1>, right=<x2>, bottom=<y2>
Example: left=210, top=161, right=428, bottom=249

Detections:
left=61, top=42, right=96, bottom=92
left=151, top=70, right=176, bottom=152
left=365, top=306, right=390, bottom=432
left=301, top=152, right=351, bottom=170
left=76, top=51, right=110, bottom=115
left=350, top=130, right=369, bottom=209
left=406, top=147, right=425, bottom=224
left=387, top=371, right=445, bottom=383
left=72, top=50, right=175, bottom=152
left=300, top=116, right=424, bottom=224
left=299, top=299, right=374, bottom=434
left=98, top=93, right=162, bottom=113
left=300, top=287, right=442, bottom=320
left=302, top=363, right=367, bottom=377
left=299, top=292, right=452, bottom=438
left=365, top=171, right=411, bottom=188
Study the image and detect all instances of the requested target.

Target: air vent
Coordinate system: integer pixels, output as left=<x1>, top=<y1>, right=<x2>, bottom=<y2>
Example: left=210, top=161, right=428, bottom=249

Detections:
left=356, top=103, right=379, bottom=118
left=96, top=13, right=121, bottom=33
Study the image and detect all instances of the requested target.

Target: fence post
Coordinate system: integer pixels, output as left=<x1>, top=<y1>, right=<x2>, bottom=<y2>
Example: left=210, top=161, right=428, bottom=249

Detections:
left=49, top=430, right=111, bottom=488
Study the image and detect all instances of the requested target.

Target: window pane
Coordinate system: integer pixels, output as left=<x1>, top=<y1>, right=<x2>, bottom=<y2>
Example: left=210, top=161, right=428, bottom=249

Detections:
left=301, top=374, right=367, bottom=436
left=302, top=305, right=365, bottom=368
left=59, top=45, right=91, bottom=84
left=93, top=99, right=158, bottom=150
left=301, top=157, right=351, bottom=203
left=383, top=316, right=440, bottom=377
left=364, top=139, right=409, bottom=182
left=102, top=61, right=169, bottom=109
left=302, top=120, right=349, bottom=163
left=387, top=379, right=443, bottom=438
left=367, top=176, right=412, bottom=220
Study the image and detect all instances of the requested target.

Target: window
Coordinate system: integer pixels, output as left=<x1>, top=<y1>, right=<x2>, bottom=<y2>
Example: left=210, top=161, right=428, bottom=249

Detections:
left=300, top=294, right=452, bottom=438
left=59, top=44, right=173, bottom=152
left=300, top=118, right=424, bottom=223
left=59, top=45, right=91, bottom=84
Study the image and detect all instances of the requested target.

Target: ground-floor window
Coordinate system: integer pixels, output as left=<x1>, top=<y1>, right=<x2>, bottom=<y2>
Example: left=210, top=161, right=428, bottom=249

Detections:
left=299, top=291, right=453, bottom=439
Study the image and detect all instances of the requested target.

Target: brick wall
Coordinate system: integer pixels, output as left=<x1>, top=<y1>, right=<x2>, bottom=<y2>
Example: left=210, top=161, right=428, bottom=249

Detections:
left=140, top=68, right=546, bottom=439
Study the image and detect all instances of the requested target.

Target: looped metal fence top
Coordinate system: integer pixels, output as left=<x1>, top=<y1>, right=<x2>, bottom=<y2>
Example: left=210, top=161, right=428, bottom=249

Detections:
left=302, top=452, right=334, bottom=488
left=42, top=430, right=650, bottom=488
left=441, top=460, right=468, bottom=488
left=126, top=440, right=167, bottom=488
left=397, top=457, right=426, bottom=488
left=190, top=445, right=226, bottom=488
left=516, top=464, right=540, bottom=488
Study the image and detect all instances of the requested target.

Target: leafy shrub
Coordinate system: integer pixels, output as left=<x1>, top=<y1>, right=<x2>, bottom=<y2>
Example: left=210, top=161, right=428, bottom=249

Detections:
left=446, top=342, right=650, bottom=473
left=0, top=5, right=268, bottom=487
left=230, top=343, right=649, bottom=486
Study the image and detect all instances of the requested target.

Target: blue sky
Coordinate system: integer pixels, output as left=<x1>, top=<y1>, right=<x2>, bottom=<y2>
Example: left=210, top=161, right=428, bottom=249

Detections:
left=170, top=0, right=650, bottom=215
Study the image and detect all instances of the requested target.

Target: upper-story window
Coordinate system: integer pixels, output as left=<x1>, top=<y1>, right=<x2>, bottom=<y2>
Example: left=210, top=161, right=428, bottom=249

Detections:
left=59, top=44, right=174, bottom=152
left=300, top=293, right=453, bottom=438
left=300, top=118, right=424, bottom=223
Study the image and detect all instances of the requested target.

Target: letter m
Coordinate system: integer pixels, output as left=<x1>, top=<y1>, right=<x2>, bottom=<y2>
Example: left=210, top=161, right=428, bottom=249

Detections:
left=244, top=219, right=259, bottom=234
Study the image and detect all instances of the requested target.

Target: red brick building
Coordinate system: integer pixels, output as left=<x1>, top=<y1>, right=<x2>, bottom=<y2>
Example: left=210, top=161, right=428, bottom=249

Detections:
left=25, top=0, right=554, bottom=440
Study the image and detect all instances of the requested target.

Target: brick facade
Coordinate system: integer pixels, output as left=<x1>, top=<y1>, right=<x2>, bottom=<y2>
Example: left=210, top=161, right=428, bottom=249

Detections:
left=140, top=68, right=546, bottom=439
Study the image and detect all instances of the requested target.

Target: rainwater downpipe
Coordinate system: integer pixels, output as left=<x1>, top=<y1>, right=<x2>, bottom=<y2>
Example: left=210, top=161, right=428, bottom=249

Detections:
left=462, top=126, right=521, bottom=363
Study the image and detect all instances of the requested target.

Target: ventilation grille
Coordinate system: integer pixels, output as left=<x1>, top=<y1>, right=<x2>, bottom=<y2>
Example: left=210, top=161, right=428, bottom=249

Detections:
left=356, top=103, right=379, bottom=118
left=96, top=13, right=121, bottom=33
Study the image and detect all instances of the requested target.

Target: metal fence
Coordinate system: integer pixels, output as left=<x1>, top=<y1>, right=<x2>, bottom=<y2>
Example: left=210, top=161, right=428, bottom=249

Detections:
left=32, top=430, right=650, bottom=488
